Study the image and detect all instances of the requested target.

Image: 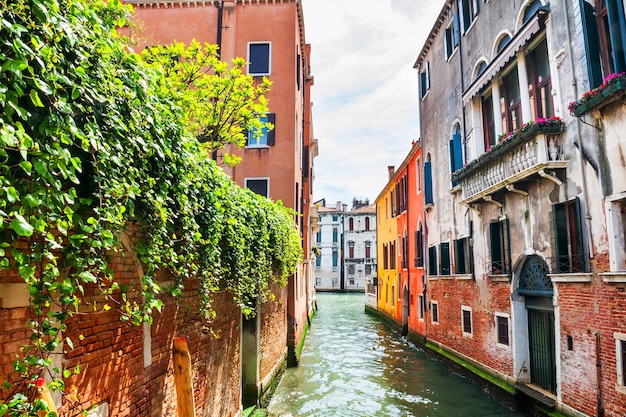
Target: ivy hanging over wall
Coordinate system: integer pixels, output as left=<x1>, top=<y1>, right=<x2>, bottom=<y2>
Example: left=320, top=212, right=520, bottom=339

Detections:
left=0, top=0, right=302, bottom=413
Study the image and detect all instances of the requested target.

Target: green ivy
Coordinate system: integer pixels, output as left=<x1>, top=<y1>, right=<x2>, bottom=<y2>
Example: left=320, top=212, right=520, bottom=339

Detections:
left=0, top=0, right=302, bottom=413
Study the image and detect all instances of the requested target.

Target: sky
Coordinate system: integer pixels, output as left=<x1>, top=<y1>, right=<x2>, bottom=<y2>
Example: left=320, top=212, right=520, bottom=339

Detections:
left=301, top=0, right=446, bottom=207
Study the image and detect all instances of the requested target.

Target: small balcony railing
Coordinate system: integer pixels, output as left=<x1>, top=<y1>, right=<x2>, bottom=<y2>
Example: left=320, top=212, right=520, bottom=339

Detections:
left=452, top=120, right=568, bottom=204
left=548, top=254, right=588, bottom=274
left=486, top=260, right=511, bottom=275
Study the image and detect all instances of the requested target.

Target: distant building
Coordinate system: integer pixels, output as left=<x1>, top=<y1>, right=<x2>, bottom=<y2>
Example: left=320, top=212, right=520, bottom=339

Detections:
left=313, top=199, right=377, bottom=294
left=343, top=202, right=377, bottom=292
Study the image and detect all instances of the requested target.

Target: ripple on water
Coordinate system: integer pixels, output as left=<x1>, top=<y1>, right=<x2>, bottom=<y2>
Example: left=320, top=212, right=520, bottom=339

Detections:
left=267, top=293, right=527, bottom=417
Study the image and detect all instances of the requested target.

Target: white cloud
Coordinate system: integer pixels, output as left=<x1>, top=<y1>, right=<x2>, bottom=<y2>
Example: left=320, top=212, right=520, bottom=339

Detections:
left=303, top=0, right=445, bottom=206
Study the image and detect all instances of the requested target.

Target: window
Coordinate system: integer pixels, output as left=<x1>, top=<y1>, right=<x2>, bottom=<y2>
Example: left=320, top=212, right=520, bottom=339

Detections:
left=439, top=242, right=451, bottom=276
left=580, top=1, right=626, bottom=89
left=462, top=307, right=473, bottom=336
left=496, top=314, right=510, bottom=346
left=501, top=67, right=522, bottom=133
left=316, top=231, right=321, bottom=242
left=553, top=198, right=587, bottom=273
left=489, top=219, right=511, bottom=274
left=616, top=333, right=626, bottom=388
left=316, top=254, right=321, bottom=267
left=482, top=92, right=496, bottom=150
left=415, top=157, right=421, bottom=193
left=348, top=241, right=355, bottom=259
left=496, top=34, right=511, bottom=54
left=390, top=241, right=397, bottom=269
left=248, top=42, right=270, bottom=75
left=461, top=0, right=479, bottom=33
left=365, top=241, right=371, bottom=259
left=349, top=217, right=354, bottom=231
left=608, top=198, right=626, bottom=271
left=428, top=246, right=437, bottom=276
left=348, top=264, right=355, bottom=275
left=431, top=301, right=439, bottom=324
left=527, top=39, right=553, bottom=120
left=247, top=113, right=275, bottom=146
left=365, top=217, right=370, bottom=231
left=315, top=277, right=321, bottom=286
left=332, top=227, right=338, bottom=243
left=401, top=235, right=408, bottom=269
left=424, top=155, right=434, bottom=205
left=332, top=250, right=338, bottom=267
left=365, top=264, right=372, bottom=275
left=449, top=124, right=463, bottom=186
left=245, top=178, right=269, bottom=197
left=444, top=16, right=459, bottom=60
left=455, top=237, right=473, bottom=274
left=418, top=294, right=424, bottom=320
left=419, top=61, right=430, bottom=99
left=332, top=215, right=338, bottom=222
left=415, top=226, right=424, bottom=267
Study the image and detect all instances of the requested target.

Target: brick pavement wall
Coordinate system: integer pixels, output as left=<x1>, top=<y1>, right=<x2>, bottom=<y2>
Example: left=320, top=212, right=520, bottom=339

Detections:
left=427, top=278, right=514, bottom=378
left=0, top=226, right=252, bottom=417
left=558, top=278, right=626, bottom=417
left=259, top=283, right=287, bottom=394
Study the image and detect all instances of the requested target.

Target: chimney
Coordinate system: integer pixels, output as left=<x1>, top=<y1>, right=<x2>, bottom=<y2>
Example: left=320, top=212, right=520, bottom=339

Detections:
left=336, top=201, right=342, bottom=211
left=388, top=165, right=395, bottom=180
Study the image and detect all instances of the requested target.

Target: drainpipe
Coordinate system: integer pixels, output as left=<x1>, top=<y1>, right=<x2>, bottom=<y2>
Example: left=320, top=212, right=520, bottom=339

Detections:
left=214, top=1, right=224, bottom=60
left=561, top=0, right=594, bottom=260
left=596, top=332, right=604, bottom=417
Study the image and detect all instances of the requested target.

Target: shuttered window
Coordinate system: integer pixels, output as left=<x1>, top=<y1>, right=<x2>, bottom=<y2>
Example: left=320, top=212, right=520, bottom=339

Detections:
left=440, top=242, right=451, bottom=275
left=424, top=160, right=433, bottom=205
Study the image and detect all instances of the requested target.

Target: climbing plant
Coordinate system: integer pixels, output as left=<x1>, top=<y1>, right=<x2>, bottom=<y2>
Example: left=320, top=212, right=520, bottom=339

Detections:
left=0, top=0, right=302, bottom=414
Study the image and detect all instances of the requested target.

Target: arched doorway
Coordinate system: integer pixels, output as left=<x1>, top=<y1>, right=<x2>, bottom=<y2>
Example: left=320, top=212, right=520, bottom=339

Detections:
left=517, top=255, right=556, bottom=394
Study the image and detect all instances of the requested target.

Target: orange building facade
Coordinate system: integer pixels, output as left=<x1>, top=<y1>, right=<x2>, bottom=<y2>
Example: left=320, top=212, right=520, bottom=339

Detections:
left=375, top=141, right=425, bottom=338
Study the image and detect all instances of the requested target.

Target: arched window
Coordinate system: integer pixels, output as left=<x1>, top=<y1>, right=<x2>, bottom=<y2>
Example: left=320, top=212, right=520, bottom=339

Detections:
left=365, top=241, right=372, bottom=259
left=522, top=0, right=543, bottom=25
left=348, top=241, right=355, bottom=259
left=349, top=217, right=354, bottom=231
left=496, top=34, right=511, bottom=54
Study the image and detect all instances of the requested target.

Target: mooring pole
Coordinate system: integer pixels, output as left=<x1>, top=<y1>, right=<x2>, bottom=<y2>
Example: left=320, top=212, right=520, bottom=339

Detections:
left=173, top=336, right=196, bottom=417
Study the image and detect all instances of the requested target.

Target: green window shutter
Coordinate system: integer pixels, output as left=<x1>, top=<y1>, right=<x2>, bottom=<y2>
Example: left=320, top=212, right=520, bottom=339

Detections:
left=580, top=0, right=603, bottom=88
left=606, top=0, right=626, bottom=73
left=440, top=242, right=450, bottom=275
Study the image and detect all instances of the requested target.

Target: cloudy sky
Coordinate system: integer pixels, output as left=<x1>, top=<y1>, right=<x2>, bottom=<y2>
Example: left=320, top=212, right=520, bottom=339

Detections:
left=301, top=0, right=446, bottom=206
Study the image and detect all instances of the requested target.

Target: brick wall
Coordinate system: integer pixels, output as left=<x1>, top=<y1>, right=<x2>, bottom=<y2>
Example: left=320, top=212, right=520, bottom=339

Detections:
left=0, top=224, right=290, bottom=417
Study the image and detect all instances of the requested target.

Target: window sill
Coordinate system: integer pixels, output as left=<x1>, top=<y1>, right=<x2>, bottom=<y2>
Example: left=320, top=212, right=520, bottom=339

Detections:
left=440, top=275, right=454, bottom=280
left=427, top=276, right=439, bottom=281
left=455, top=274, right=473, bottom=280
left=488, top=274, right=511, bottom=282
left=449, top=184, right=462, bottom=194
left=245, top=144, right=270, bottom=149
left=600, top=272, right=626, bottom=283
left=549, top=273, right=592, bottom=283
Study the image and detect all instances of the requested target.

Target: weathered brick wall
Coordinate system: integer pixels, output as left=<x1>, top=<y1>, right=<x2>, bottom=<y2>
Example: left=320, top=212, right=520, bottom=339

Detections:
left=559, top=279, right=626, bottom=417
left=428, top=278, right=514, bottom=378
left=0, top=226, right=255, bottom=417
left=259, top=284, right=287, bottom=390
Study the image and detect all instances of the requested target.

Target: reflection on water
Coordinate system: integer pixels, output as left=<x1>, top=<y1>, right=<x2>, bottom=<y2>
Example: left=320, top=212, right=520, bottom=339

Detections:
left=267, top=293, right=526, bottom=417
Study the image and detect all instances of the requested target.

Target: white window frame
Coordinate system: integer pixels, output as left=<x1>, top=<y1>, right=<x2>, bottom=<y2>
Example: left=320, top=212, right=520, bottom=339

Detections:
left=418, top=294, right=424, bottom=321
left=615, top=332, right=626, bottom=394
left=495, top=312, right=511, bottom=349
left=431, top=300, right=439, bottom=324
left=246, top=113, right=271, bottom=147
left=247, top=42, right=271, bottom=76
left=244, top=177, right=270, bottom=198
left=462, top=305, right=473, bottom=337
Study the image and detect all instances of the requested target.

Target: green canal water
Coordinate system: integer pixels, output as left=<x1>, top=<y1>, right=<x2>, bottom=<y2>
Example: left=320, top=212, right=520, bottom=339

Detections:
left=267, top=292, right=527, bottom=417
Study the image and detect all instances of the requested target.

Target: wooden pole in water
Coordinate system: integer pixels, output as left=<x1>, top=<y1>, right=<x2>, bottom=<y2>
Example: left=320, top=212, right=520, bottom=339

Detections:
left=173, top=336, right=196, bottom=417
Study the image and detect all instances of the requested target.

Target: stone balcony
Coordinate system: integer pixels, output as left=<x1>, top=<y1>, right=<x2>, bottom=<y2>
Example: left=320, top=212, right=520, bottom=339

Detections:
left=453, top=124, right=568, bottom=204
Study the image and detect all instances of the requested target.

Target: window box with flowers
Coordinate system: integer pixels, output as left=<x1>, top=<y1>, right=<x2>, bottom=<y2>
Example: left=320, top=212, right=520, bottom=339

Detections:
left=452, top=117, right=564, bottom=183
left=569, top=72, right=626, bottom=117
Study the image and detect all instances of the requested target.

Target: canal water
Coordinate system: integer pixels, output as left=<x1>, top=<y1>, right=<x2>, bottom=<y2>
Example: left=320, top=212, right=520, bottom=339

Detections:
left=267, top=292, right=527, bottom=417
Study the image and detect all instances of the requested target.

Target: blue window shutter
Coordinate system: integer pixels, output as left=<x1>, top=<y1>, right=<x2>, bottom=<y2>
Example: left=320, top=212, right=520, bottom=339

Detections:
left=579, top=0, right=603, bottom=88
left=606, top=0, right=626, bottom=73
left=249, top=43, right=270, bottom=74
left=267, top=113, right=276, bottom=145
left=424, top=161, right=433, bottom=205
left=453, top=11, right=460, bottom=46
left=453, top=133, right=463, bottom=171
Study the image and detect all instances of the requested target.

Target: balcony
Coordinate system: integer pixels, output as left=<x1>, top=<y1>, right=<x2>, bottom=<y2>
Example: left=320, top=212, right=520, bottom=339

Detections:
left=452, top=119, right=568, bottom=204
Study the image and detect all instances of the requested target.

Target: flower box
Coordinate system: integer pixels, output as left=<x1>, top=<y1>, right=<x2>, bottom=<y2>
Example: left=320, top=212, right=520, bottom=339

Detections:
left=570, top=73, right=626, bottom=117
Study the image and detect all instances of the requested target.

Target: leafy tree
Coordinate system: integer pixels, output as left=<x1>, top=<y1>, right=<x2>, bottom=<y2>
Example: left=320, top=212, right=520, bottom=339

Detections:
left=0, top=0, right=301, bottom=413
left=141, top=41, right=273, bottom=166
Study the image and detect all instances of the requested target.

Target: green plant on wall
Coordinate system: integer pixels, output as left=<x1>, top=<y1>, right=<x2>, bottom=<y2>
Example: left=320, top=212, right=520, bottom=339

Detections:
left=0, top=0, right=302, bottom=413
